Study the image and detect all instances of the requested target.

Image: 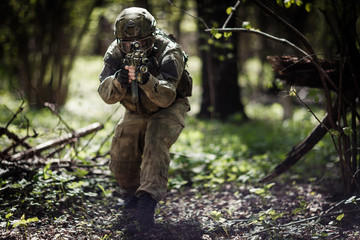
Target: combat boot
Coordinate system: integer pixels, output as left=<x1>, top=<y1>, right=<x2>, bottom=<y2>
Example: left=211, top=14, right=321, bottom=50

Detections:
left=116, top=195, right=139, bottom=210
left=124, top=192, right=157, bottom=234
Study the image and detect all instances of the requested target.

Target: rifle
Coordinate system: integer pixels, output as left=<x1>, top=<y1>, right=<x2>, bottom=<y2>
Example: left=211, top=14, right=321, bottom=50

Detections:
left=123, top=41, right=149, bottom=103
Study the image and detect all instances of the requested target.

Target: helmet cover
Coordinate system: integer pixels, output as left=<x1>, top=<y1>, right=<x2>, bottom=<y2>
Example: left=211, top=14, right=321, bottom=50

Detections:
left=114, top=7, right=156, bottom=40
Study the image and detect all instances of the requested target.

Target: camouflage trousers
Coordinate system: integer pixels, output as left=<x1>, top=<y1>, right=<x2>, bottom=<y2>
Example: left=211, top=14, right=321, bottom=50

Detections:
left=109, top=98, right=190, bottom=202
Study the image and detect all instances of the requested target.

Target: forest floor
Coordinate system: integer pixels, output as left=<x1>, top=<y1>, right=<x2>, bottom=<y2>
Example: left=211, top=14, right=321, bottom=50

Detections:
left=1, top=168, right=360, bottom=240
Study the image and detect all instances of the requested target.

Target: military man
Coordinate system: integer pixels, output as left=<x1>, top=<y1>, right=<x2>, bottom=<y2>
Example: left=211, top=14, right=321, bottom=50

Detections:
left=98, top=7, right=192, bottom=233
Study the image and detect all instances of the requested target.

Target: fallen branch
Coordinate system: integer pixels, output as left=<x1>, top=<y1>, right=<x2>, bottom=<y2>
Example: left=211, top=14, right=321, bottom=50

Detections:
left=0, top=100, right=36, bottom=157
left=11, top=122, right=104, bottom=161
left=0, top=127, right=33, bottom=150
left=44, top=102, right=74, bottom=132
left=248, top=208, right=360, bottom=237
left=259, top=102, right=338, bottom=183
left=3, top=99, right=26, bottom=130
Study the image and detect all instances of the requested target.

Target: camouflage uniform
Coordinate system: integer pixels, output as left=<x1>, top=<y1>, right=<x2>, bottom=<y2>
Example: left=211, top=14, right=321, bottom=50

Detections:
left=98, top=29, right=190, bottom=202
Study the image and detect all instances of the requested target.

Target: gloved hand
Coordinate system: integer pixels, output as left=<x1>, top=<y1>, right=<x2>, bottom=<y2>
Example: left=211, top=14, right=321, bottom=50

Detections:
left=140, top=72, right=150, bottom=84
left=115, top=65, right=129, bottom=86
left=139, top=57, right=157, bottom=84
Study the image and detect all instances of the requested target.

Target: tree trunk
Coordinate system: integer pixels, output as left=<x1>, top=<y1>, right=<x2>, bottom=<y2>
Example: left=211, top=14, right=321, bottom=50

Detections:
left=196, top=0, right=247, bottom=120
left=1, top=0, right=100, bottom=108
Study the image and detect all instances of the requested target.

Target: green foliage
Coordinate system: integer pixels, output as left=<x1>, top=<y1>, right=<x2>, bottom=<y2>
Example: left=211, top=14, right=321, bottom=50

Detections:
left=291, top=199, right=309, bottom=215
left=252, top=208, right=285, bottom=224
left=242, top=21, right=252, bottom=29
left=169, top=101, right=335, bottom=191
left=276, top=0, right=313, bottom=13
left=210, top=28, right=224, bottom=40
left=336, top=213, right=344, bottom=221
left=10, top=214, right=39, bottom=239
left=277, top=0, right=303, bottom=8
left=210, top=210, right=229, bottom=236
left=12, top=214, right=39, bottom=228
left=226, top=7, right=233, bottom=15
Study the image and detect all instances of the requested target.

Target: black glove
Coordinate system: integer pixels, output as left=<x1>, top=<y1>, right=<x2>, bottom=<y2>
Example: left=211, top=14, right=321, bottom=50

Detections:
left=115, top=66, right=129, bottom=86
left=139, top=57, right=157, bottom=84
left=140, top=72, right=150, bottom=84
left=145, top=56, right=158, bottom=73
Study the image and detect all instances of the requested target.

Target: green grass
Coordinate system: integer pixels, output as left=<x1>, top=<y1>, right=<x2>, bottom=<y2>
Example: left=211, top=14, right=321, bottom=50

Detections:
left=170, top=105, right=336, bottom=189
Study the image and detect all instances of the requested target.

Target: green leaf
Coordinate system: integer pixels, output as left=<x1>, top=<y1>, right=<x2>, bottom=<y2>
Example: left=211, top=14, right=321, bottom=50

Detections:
left=226, top=7, right=232, bottom=15
left=43, top=172, right=50, bottom=180
left=276, top=0, right=283, bottom=7
left=210, top=211, right=223, bottom=221
left=289, top=87, right=296, bottom=97
left=292, top=208, right=302, bottom=215
left=284, top=0, right=292, bottom=8
left=343, top=127, right=353, bottom=136
left=13, top=219, right=27, bottom=228
left=330, top=129, right=340, bottom=137
left=26, top=217, right=39, bottom=224
left=223, top=32, right=232, bottom=39
left=12, top=214, right=26, bottom=228
left=265, top=182, right=275, bottom=190
left=214, top=33, right=222, bottom=39
left=97, top=183, right=111, bottom=196
left=249, top=187, right=265, bottom=195
left=305, top=3, right=312, bottom=12
left=336, top=213, right=344, bottom=221
left=210, top=28, right=218, bottom=36
left=5, top=213, right=13, bottom=219
left=295, top=0, right=303, bottom=6
left=44, top=161, right=51, bottom=172
left=242, top=21, right=251, bottom=29
left=74, top=168, right=89, bottom=178
left=210, top=28, right=222, bottom=39
left=67, top=181, right=85, bottom=189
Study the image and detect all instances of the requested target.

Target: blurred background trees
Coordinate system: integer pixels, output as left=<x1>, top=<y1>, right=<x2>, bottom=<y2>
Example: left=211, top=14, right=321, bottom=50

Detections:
left=0, top=0, right=103, bottom=107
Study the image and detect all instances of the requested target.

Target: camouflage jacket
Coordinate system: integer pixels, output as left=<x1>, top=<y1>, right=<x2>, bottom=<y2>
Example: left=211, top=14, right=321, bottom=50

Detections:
left=98, top=29, right=188, bottom=115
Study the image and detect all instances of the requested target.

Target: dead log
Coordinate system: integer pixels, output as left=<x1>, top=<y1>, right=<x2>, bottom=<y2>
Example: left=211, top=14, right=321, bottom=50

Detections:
left=260, top=112, right=335, bottom=183
left=267, top=56, right=342, bottom=91
left=263, top=55, right=343, bottom=182
left=11, top=122, right=104, bottom=161
left=0, top=127, right=33, bottom=150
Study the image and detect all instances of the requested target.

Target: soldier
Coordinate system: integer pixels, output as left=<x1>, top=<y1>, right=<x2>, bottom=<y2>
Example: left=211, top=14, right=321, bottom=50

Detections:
left=98, top=7, right=192, bottom=233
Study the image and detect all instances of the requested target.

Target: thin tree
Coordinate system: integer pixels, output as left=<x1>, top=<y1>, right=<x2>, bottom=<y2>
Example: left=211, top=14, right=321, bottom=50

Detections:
left=196, top=0, right=248, bottom=120
left=0, top=0, right=101, bottom=107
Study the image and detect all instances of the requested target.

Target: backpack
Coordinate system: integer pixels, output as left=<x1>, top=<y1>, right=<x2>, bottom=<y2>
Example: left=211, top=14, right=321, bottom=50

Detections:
left=158, top=31, right=193, bottom=98
left=177, top=52, right=193, bottom=97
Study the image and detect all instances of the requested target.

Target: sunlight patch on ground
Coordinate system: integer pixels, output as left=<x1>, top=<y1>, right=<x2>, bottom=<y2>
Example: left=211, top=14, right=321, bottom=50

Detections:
left=245, top=102, right=284, bottom=121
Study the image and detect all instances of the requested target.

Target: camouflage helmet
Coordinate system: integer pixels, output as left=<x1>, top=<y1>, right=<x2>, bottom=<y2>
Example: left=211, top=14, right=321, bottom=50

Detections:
left=114, top=7, right=156, bottom=40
